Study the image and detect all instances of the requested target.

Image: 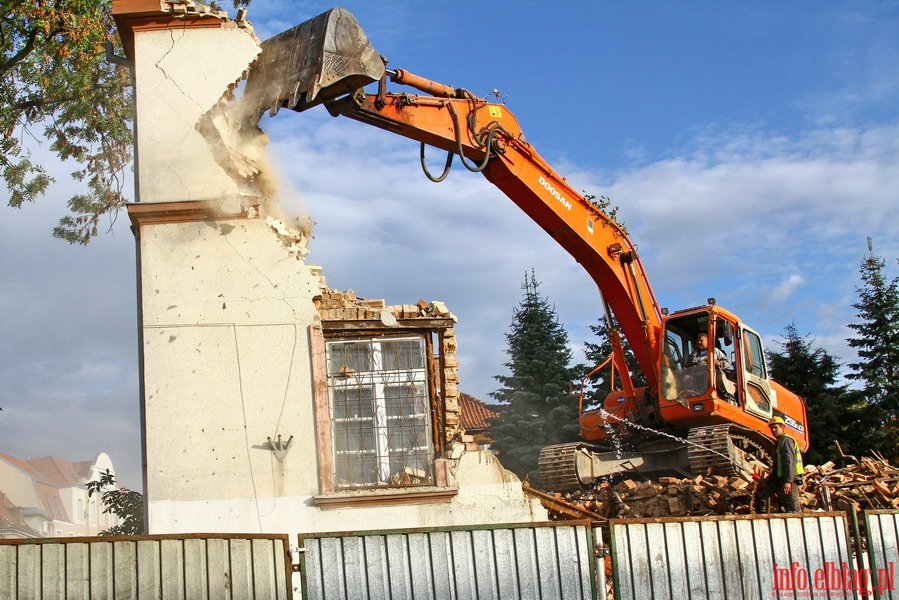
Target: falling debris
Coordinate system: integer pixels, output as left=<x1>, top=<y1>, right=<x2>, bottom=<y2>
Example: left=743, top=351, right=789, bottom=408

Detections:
left=265, top=215, right=309, bottom=259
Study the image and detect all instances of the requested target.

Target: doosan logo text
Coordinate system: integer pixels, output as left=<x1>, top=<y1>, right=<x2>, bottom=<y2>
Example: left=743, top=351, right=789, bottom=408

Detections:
left=538, top=176, right=572, bottom=210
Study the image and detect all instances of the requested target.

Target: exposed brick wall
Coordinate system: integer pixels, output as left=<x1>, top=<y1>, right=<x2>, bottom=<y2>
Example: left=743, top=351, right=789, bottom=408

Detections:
left=313, top=286, right=463, bottom=444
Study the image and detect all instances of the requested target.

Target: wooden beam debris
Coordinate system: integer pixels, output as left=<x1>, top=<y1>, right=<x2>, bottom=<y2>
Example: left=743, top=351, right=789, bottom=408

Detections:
left=534, top=454, right=899, bottom=520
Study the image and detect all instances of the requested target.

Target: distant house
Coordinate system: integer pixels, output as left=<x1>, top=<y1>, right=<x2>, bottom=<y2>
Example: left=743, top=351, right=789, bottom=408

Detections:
left=459, top=393, right=501, bottom=448
left=0, top=452, right=121, bottom=539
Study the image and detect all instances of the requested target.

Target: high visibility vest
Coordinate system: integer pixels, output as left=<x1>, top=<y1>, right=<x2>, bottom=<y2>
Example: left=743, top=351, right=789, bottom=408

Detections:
left=775, top=434, right=804, bottom=477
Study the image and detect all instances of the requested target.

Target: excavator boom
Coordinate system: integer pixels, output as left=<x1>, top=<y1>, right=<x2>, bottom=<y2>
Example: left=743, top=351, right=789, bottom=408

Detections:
left=243, top=8, right=663, bottom=389
left=244, top=8, right=810, bottom=491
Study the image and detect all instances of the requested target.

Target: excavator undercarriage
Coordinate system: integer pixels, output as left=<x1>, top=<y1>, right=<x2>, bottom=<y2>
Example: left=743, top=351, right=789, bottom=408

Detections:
left=539, top=424, right=774, bottom=493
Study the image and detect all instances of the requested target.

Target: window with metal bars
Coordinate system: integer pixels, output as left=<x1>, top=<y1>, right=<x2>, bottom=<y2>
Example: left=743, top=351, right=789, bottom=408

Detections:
left=326, top=336, right=434, bottom=488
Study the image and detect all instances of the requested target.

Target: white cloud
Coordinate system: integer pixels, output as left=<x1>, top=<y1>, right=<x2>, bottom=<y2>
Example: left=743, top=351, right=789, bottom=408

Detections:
left=3, top=2, right=899, bottom=492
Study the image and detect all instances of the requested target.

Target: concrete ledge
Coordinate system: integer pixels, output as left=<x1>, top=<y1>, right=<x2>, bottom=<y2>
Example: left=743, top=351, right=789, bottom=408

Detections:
left=312, top=487, right=458, bottom=510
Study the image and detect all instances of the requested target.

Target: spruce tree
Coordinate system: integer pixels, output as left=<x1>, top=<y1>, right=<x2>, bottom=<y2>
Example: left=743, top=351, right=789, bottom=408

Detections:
left=767, top=323, right=860, bottom=464
left=846, top=249, right=899, bottom=459
left=489, top=271, right=580, bottom=486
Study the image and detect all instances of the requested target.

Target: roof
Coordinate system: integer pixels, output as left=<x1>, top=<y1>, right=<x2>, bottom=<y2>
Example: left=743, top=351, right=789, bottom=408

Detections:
left=0, top=491, right=39, bottom=538
left=0, top=453, right=91, bottom=487
left=26, top=457, right=91, bottom=487
left=458, top=393, right=500, bottom=432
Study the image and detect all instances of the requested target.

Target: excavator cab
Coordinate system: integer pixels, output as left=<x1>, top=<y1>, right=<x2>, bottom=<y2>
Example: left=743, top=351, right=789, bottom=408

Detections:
left=656, top=305, right=791, bottom=429
left=660, top=308, right=739, bottom=407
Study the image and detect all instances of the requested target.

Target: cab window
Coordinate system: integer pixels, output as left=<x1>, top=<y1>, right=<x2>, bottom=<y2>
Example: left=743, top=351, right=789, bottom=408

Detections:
left=743, top=330, right=767, bottom=378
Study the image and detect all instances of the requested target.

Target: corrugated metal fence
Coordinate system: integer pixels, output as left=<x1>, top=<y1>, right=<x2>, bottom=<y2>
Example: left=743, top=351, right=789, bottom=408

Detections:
left=1, top=511, right=895, bottom=599
left=0, top=533, right=291, bottom=600
left=610, top=512, right=860, bottom=600
left=866, top=510, right=899, bottom=600
left=298, top=520, right=599, bottom=600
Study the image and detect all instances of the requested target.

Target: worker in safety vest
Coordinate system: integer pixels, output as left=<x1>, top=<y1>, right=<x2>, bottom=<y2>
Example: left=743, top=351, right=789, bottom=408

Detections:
left=764, top=416, right=804, bottom=512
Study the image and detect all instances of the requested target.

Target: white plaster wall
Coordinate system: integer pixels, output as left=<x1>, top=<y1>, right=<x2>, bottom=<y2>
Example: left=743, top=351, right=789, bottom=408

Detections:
left=129, top=12, right=547, bottom=537
left=132, top=26, right=260, bottom=205
left=140, top=217, right=321, bottom=506
left=0, top=459, right=37, bottom=507
left=140, top=217, right=548, bottom=533
left=147, top=450, right=545, bottom=534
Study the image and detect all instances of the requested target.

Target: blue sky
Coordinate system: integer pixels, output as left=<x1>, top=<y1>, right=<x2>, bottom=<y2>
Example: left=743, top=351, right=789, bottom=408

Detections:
left=1, top=1, right=898, bottom=490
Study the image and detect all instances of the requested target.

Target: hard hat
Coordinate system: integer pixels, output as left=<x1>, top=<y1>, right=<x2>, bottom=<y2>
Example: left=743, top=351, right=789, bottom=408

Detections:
left=768, top=416, right=785, bottom=426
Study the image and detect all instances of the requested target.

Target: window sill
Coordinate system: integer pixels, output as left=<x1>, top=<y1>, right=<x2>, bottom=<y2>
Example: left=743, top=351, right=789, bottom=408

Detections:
left=312, top=487, right=458, bottom=510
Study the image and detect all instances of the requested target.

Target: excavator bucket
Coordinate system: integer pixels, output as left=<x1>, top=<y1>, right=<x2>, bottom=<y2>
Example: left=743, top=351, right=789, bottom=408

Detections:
left=243, top=7, right=384, bottom=122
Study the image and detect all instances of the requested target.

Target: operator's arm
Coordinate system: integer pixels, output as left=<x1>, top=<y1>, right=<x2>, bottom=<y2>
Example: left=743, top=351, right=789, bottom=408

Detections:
left=714, top=348, right=731, bottom=370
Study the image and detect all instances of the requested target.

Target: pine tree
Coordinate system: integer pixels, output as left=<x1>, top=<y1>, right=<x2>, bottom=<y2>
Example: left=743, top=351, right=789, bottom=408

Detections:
left=767, top=322, right=861, bottom=464
left=489, top=271, right=580, bottom=486
left=846, top=248, right=899, bottom=459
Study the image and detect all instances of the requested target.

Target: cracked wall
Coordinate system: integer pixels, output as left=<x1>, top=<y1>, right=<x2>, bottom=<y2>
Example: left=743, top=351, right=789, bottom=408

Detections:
left=117, top=0, right=544, bottom=537
left=130, top=12, right=260, bottom=209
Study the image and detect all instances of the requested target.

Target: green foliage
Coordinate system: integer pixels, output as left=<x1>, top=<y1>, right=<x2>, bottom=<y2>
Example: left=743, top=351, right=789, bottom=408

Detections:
left=767, top=322, right=863, bottom=464
left=1, top=0, right=133, bottom=243
left=489, top=270, right=580, bottom=487
left=845, top=250, right=899, bottom=459
left=85, top=469, right=144, bottom=536
left=580, top=316, right=646, bottom=408
left=0, top=0, right=251, bottom=243
left=583, top=192, right=627, bottom=233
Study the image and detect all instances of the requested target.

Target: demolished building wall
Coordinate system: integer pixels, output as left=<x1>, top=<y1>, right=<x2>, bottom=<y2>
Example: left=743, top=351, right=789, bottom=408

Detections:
left=115, top=0, right=545, bottom=535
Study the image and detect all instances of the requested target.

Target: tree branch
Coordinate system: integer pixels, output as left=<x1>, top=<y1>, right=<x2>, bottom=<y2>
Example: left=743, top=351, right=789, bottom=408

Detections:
left=0, top=26, right=39, bottom=74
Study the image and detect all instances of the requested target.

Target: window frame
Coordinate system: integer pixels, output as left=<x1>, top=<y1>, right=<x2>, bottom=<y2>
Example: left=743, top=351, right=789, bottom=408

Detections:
left=310, top=323, right=458, bottom=508
left=327, top=335, right=433, bottom=489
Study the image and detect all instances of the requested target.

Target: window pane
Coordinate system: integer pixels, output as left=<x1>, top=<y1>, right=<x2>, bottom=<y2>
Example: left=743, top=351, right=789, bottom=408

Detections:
left=327, top=336, right=434, bottom=488
left=661, top=312, right=712, bottom=401
left=745, top=331, right=767, bottom=378
left=334, top=423, right=375, bottom=453
left=332, top=386, right=373, bottom=420
left=385, top=383, right=428, bottom=417
left=335, top=453, right=378, bottom=486
left=388, top=420, right=428, bottom=451
left=388, top=450, right=432, bottom=483
left=382, top=339, right=425, bottom=370
left=329, top=342, right=372, bottom=374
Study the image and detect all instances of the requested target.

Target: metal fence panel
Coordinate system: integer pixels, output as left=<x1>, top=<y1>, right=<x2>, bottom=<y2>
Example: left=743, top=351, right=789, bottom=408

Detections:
left=611, top=512, right=854, bottom=600
left=866, top=510, right=899, bottom=600
left=0, top=534, right=291, bottom=600
left=299, top=521, right=598, bottom=600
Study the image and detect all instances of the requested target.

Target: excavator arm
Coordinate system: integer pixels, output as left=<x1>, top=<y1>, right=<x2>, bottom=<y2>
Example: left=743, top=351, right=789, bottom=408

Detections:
left=243, top=8, right=663, bottom=391
left=243, top=8, right=811, bottom=490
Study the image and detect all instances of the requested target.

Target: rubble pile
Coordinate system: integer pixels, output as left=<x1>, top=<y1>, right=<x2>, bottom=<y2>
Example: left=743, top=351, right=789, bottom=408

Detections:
left=527, top=472, right=760, bottom=521
left=526, top=455, right=899, bottom=521
left=804, top=456, right=899, bottom=512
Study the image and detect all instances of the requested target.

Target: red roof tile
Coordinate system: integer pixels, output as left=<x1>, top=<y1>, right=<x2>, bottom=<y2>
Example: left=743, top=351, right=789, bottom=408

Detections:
left=459, top=393, right=500, bottom=431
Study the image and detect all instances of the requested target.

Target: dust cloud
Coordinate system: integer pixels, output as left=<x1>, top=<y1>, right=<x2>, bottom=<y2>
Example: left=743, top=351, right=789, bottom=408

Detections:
left=196, top=71, right=313, bottom=253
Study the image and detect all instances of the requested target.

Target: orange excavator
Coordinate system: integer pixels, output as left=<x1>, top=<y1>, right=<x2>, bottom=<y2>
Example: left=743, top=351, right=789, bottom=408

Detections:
left=243, top=8, right=810, bottom=491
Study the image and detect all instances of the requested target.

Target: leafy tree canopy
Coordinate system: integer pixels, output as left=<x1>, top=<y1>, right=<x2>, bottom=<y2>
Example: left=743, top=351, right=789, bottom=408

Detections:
left=86, top=469, right=143, bottom=536
left=0, top=0, right=248, bottom=244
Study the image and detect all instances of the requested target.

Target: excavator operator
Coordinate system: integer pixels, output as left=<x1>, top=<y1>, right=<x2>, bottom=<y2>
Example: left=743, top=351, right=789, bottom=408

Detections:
left=686, top=333, right=735, bottom=402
